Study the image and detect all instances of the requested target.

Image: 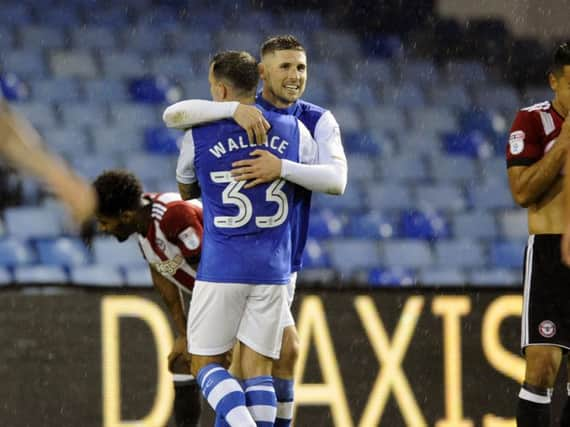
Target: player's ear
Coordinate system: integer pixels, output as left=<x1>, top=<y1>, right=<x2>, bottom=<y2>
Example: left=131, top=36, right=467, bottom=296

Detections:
left=549, top=72, right=558, bottom=91
left=258, top=62, right=265, bottom=80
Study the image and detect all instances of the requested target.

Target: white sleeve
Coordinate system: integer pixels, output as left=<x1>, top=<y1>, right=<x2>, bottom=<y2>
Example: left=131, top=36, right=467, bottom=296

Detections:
left=280, top=112, right=347, bottom=195
left=176, top=130, right=197, bottom=184
left=163, top=100, right=239, bottom=129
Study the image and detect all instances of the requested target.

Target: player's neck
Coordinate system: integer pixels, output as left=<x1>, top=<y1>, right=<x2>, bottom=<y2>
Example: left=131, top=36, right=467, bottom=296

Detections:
left=230, top=95, right=255, bottom=105
left=261, top=89, right=293, bottom=109
left=552, top=97, right=568, bottom=118
left=135, top=204, right=153, bottom=235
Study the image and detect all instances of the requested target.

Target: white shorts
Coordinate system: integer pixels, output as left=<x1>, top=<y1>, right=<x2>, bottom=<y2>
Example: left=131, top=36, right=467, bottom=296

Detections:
left=187, top=280, right=289, bottom=359
left=280, top=272, right=298, bottom=329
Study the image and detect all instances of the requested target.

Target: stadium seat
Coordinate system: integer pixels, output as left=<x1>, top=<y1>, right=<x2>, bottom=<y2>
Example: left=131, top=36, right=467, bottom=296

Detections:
left=60, top=103, right=108, bottom=127
left=468, top=269, right=520, bottom=287
left=346, top=155, right=377, bottom=181
left=396, top=130, right=439, bottom=156
left=428, top=83, right=472, bottom=110
left=32, top=79, right=82, bottom=104
left=72, top=153, right=124, bottom=180
left=472, top=84, right=521, bottom=113
left=310, top=61, right=345, bottom=88
left=85, top=8, right=129, bottom=27
left=489, top=240, right=525, bottom=269
left=414, top=184, right=466, bottom=212
left=468, top=180, right=516, bottom=210
left=434, top=239, right=486, bottom=268
left=35, top=237, right=90, bottom=267
left=327, top=239, right=380, bottom=276
left=362, top=106, right=407, bottom=134
left=71, top=26, right=117, bottom=50
left=0, top=268, right=12, bottom=286
left=42, top=127, right=90, bottom=158
left=343, top=132, right=383, bottom=156
left=329, top=105, right=362, bottom=133
left=418, top=268, right=467, bottom=286
left=362, top=35, right=404, bottom=59
left=4, top=206, right=62, bottom=239
left=410, top=107, right=457, bottom=134
left=70, top=265, right=124, bottom=287
left=398, top=209, right=450, bottom=240
left=124, top=265, right=153, bottom=288
left=92, top=236, right=146, bottom=268
left=0, top=3, right=32, bottom=25
left=144, top=126, right=182, bottom=154
left=83, top=79, right=129, bottom=103
left=124, top=153, right=176, bottom=182
left=312, top=182, right=362, bottom=212
left=101, top=52, right=146, bottom=78
left=14, top=265, right=67, bottom=284
left=109, top=104, right=159, bottom=127
left=217, top=30, right=260, bottom=54
left=50, top=50, right=99, bottom=79
left=38, top=7, right=80, bottom=27
left=380, top=154, right=429, bottom=182
left=0, top=73, right=29, bottom=101
left=91, top=126, right=143, bottom=156
left=396, top=59, right=439, bottom=84
left=522, top=87, right=552, bottom=105
left=301, top=238, right=331, bottom=269
left=335, top=81, right=378, bottom=107
left=352, top=59, right=394, bottom=87
left=441, top=131, right=494, bottom=158
left=312, top=30, right=361, bottom=60
left=382, top=240, right=434, bottom=268
left=444, top=61, right=487, bottom=84
left=364, top=182, right=414, bottom=211
left=498, top=210, right=528, bottom=239
left=307, top=210, right=344, bottom=239
left=129, top=77, right=181, bottom=104
left=452, top=211, right=499, bottom=240
left=13, top=102, right=57, bottom=128
left=165, top=29, right=214, bottom=54
left=301, top=79, right=336, bottom=106
left=183, top=77, right=214, bottom=99
left=0, top=238, right=36, bottom=267
left=367, top=267, right=415, bottom=287
left=19, top=25, right=65, bottom=49
left=344, top=211, right=397, bottom=239
left=429, top=154, right=478, bottom=183
left=382, top=83, right=426, bottom=108
left=149, top=54, right=196, bottom=81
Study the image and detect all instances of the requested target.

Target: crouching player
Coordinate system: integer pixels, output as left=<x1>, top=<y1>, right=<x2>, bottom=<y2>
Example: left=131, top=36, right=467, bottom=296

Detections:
left=93, top=169, right=202, bottom=427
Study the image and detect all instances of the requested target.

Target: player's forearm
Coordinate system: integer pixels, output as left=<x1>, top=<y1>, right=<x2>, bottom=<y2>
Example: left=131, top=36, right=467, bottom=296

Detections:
left=565, top=150, right=570, bottom=218
left=152, top=273, right=187, bottom=336
left=515, top=142, right=567, bottom=205
left=163, top=100, right=239, bottom=129
left=281, top=159, right=347, bottom=195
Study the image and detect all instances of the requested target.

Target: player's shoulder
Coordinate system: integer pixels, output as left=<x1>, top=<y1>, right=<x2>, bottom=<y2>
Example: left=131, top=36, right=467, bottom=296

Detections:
left=297, top=99, right=328, bottom=116
left=151, top=193, right=201, bottom=218
left=517, top=101, right=551, bottom=116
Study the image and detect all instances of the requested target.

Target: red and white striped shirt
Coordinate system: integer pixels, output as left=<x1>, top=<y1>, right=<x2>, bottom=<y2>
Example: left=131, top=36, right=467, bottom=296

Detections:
left=138, top=192, right=203, bottom=294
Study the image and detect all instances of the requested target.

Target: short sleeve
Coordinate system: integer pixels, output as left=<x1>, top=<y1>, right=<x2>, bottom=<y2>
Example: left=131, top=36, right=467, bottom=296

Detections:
left=160, top=203, right=203, bottom=260
left=506, top=110, right=543, bottom=168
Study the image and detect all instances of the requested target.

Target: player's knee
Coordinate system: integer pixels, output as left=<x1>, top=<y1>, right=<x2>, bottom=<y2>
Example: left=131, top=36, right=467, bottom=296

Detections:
left=525, top=350, right=561, bottom=387
left=282, top=331, right=299, bottom=371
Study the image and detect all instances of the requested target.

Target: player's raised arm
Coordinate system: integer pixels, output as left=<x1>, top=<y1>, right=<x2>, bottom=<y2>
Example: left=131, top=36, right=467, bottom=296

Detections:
left=233, top=115, right=347, bottom=194
left=163, top=99, right=269, bottom=144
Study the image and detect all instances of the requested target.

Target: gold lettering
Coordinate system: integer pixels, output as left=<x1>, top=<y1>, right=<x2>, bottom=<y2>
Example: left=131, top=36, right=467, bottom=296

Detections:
left=101, top=296, right=174, bottom=427
left=432, top=296, right=473, bottom=427
left=482, top=295, right=524, bottom=427
left=294, top=296, right=353, bottom=426
left=355, top=296, right=427, bottom=427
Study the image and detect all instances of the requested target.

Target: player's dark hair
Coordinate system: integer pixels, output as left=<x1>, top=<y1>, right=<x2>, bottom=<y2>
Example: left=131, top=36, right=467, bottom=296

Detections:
left=210, top=51, right=259, bottom=96
left=552, top=42, right=570, bottom=76
left=93, top=169, right=142, bottom=217
left=261, top=35, right=305, bottom=58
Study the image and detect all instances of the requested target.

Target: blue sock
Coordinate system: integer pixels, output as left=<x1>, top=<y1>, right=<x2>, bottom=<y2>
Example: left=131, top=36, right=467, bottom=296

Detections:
left=243, top=376, right=277, bottom=426
left=273, top=378, right=294, bottom=427
left=197, top=363, right=256, bottom=427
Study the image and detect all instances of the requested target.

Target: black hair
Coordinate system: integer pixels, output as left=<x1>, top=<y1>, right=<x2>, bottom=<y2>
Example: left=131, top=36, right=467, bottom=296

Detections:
left=210, top=50, right=259, bottom=96
left=93, top=169, right=142, bottom=217
left=261, top=35, right=305, bottom=58
left=552, top=42, right=570, bottom=76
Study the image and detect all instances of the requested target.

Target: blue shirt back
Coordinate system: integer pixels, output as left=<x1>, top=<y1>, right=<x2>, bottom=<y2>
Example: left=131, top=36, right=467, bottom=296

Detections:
left=256, top=95, right=327, bottom=272
left=192, top=108, right=301, bottom=284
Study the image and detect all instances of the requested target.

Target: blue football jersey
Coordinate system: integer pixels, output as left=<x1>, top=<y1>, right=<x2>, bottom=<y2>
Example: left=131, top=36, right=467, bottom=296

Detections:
left=256, top=95, right=327, bottom=272
left=192, top=109, right=302, bottom=285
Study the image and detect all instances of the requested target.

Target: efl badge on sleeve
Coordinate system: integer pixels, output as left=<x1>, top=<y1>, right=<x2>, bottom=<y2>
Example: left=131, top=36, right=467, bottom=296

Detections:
left=179, top=227, right=200, bottom=250
left=509, top=130, right=525, bottom=155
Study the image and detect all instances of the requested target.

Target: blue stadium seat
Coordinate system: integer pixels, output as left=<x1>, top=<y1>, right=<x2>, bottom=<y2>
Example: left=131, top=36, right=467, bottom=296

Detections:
left=327, top=239, right=380, bottom=276
left=380, top=154, right=429, bottom=182
left=418, top=268, right=467, bottom=286
left=0, top=3, right=32, bottom=25
left=382, top=83, right=426, bottom=108
left=0, top=238, right=36, bottom=267
left=129, top=76, right=180, bottom=104
left=429, top=154, right=478, bottom=183
left=60, top=103, right=108, bottom=127
left=414, top=184, right=467, bottom=212
left=83, top=79, right=129, bottom=103
left=490, top=240, right=525, bottom=269
left=91, top=126, right=143, bottom=156
left=397, top=59, right=439, bottom=83
left=71, top=26, right=117, bottom=50
left=364, top=182, right=414, bottom=211
left=329, top=105, right=362, bottom=133
left=479, top=157, right=508, bottom=180
left=109, top=104, right=159, bottom=127
left=136, top=6, right=180, bottom=29
left=468, top=269, right=520, bottom=287
left=38, top=7, right=80, bottom=26
left=2, top=50, right=47, bottom=78
left=452, top=211, right=499, bottom=240
left=395, top=130, right=439, bottom=155
left=335, top=81, right=378, bottom=107
left=344, top=212, right=397, bottom=239
left=410, top=107, right=457, bottom=134
left=362, top=106, right=406, bottom=133
left=85, top=8, right=129, bottom=27
left=14, top=102, right=57, bottom=128
left=444, top=61, right=487, bottom=84
left=301, top=238, right=331, bottom=269
left=382, top=240, right=434, bottom=268
left=4, top=206, right=62, bottom=239
left=71, top=153, right=123, bottom=180
left=442, top=130, right=494, bottom=158
left=312, top=182, right=362, bottom=212
left=92, top=236, right=146, bottom=268
left=149, top=54, right=196, bottom=81
left=0, top=268, right=12, bottom=286
left=14, top=265, right=67, bottom=284
left=434, top=239, right=486, bottom=268
left=43, top=128, right=90, bottom=158
left=124, top=153, right=175, bottom=182
left=0, top=27, right=13, bottom=50
left=33, top=79, right=82, bottom=104
left=468, top=181, right=516, bottom=210
left=50, top=50, right=99, bottom=79
left=499, top=210, right=528, bottom=239
left=346, top=155, right=377, bottom=182
left=367, top=267, right=415, bottom=287
left=312, top=30, right=361, bottom=60
left=121, top=26, right=165, bottom=53
left=144, top=126, right=182, bottom=155
left=166, top=29, right=214, bottom=54
left=362, top=35, right=403, bottom=59
left=398, top=209, right=450, bottom=240
left=308, top=210, right=344, bottom=239
left=300, top=79, right=335, bottom=105
left=36, top=237, right=90, bottom=267
left=310, top=62, right=345, bottom=87
left=217, top=30, right=260, bottom=54
left=70, top=265, right=124, bottom=287
left=472, top=84, right=520, bottom=113
left=0, top=73, right=29, bottom=101
left=19, top=26, right=65, bottom=49
left=428, top=83, right=472, bottom=109
left=182, top=77, right=214, bottom=100
left=343, top=132, right=383, bottom=156
left=124, top=265, right=153, bottom=288
left=351, top=59, right=394, bottom=87
left=101, top=52, right=146, bottom=78
left=459, top=110, right=497, bottom=137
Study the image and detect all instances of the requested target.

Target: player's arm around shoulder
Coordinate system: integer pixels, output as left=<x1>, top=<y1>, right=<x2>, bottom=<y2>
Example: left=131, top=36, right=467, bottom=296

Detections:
left=176, top=129, right=201, bottom=200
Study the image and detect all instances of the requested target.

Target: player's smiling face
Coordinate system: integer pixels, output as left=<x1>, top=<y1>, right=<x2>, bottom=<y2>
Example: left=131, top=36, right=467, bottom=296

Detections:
left=96, top=213, right=135, bottom=242
left=550, top=65, right=570, bottom=116
left=261, top=49, right=307, bottom=108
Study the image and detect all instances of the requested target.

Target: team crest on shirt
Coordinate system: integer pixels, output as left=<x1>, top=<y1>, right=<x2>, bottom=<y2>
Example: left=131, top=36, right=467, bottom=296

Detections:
left=538, top=320, right=556, bottom=338
left=509, top=131, right=525, bottom=155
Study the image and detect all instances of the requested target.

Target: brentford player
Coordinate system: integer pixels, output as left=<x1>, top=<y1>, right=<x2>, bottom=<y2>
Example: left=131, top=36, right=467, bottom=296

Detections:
left=507, top=42, right=570, bottom=427
left=93, top=169, right=202, bottom=427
